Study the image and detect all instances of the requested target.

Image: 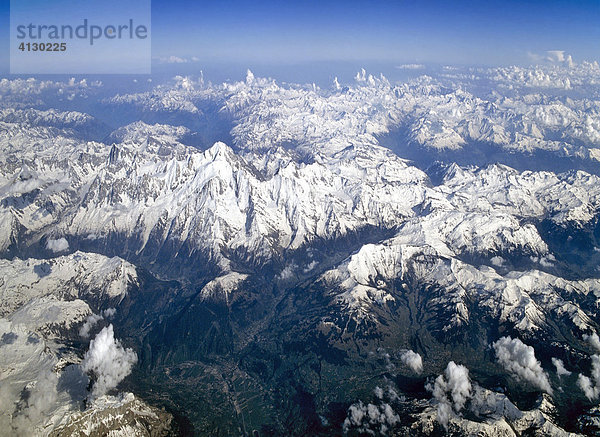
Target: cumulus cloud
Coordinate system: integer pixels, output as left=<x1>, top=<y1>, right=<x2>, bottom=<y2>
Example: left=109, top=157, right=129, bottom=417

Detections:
left=374, top=383, right=403, bottom=402
left=426, top=361, right=472, bottom=429
left=547, top=50, right=567, bottom=62
left=79, top=309, right=117, bottom=338
left=81, top=324, right=137, bottom=398
left=399, top=349, right=423, bottom=374
left=578, top=334, right=600, bottom=399
left=79, top=313, right=103, bottom=338
left=577, top=355, right=600, bottom=400
left=493, top=336, right=552, bottom=394
left=545, top=50, right=574, bottom=67
left=45, top=237, right=69, bottom=253
left=343, top=385, right=402, bottom=434
left=490, top=256, right=505, bottom=267
left=277, top=264, right=296, bottom=281
left=527, top=50, right=574, bottom=68
left=386, top=386, right=401, bottom=402
left=552, top=358, right=571, bottom=379
left=343, top=400, right=400, bottom=435
left=583, top=332, right=600, bottom=353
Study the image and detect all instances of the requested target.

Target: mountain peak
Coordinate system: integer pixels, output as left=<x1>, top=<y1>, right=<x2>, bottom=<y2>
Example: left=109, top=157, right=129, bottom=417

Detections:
left=205, top=141, right=235, bottom=160
left=246, top=69, right=255, bottom=85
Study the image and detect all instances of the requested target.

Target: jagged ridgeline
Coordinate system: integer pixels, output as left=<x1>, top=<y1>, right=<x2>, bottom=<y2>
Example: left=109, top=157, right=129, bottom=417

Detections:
left=1, top=63, right=600, bottom=436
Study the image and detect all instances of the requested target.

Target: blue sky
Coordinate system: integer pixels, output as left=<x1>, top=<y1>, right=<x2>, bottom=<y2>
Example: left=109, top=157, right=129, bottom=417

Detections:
left=1, top=0, right=599, bottom=75
left=151, top=0, right=600, bottom=65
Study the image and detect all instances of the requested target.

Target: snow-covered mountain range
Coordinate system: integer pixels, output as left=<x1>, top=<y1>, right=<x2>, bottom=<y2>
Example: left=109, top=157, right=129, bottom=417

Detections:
left=1, top=62, right=600, bottom=435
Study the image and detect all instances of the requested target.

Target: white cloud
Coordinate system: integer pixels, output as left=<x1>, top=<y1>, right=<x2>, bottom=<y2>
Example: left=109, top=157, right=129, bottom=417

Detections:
left=396, top=64, right=425, bottom=70
left=157, top=55, right=201, bottom=64
left=547, top=50, right=567, bottom=62
left=303, top=260, right=318, bottom=273
left=493, top=336, right=552, bottom=394
left=578, top=335, right=600, bottom=399
left=399, top=349, right=423, bottom=374
left=45, top=237, right=69, bottom=253
left=79, top=309, right=117, bottom=338
left=490, top=256, right=505, bottom=267
left=386, top=386, right=401, bottom=402
left=426, top=361, right=472, bottom=429
left=527, top=50, right=574, bottom=68
left=79, top=313, right=103, bottom=338
left=577, top=355, right=600, bottom=400
left=584, top=332, right=600, bottom=353
left=343, top=385, right=402, bottom=434
left=165, top=56, right=187, bottom=64
left=277, top=265, right=296, bottom=280
left=81, top=324, right=137, bottom=398
left=552, top=358, right=571, bottom=379
left=343, top=400, right=400, bottom=435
